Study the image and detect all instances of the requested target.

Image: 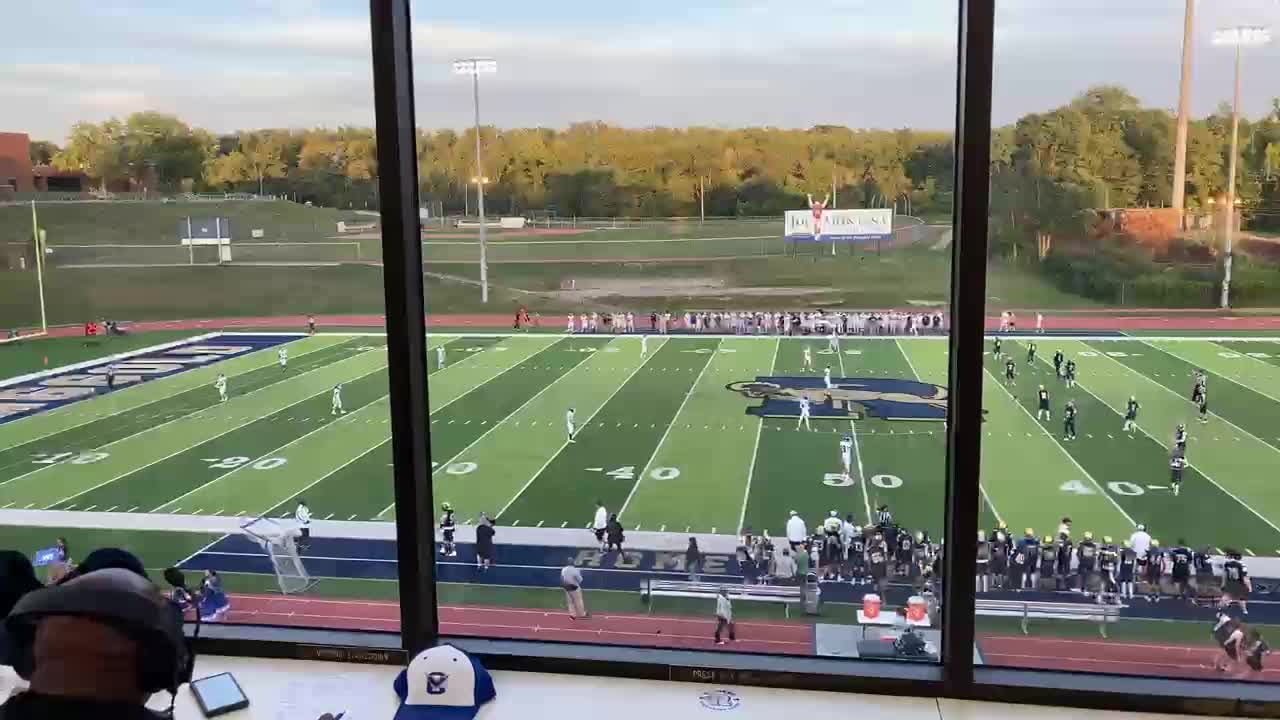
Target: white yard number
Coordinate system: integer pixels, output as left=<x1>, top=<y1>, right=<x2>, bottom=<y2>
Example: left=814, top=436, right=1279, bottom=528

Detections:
left=207, top=456, right=288, bottom=471
left=871, top=474, right=903, bottom=489
left=1106, top=351, right=1128, bottom=358
left=844, top=349, right=863, bottom=355
left=649, top=467, right=681, bottom=480
left=607, top=466, right=636, bottom=480
left=824, top=473, right=902, bottom=488
left=1108, top=481, right=1143, bottom=496
left=1078, top=351, right=1099, bottom=358
left=32, top=451, right=110, bottom=466
left=823, top=473, right=853, bottom=487
left=1247, top=352, right=1272, bottom=359
left=1218, top=352, right=1241, bottom=358
left=462, top=346, right=487, bottom=352
left=573, top=347, right=598, bottom=353
left=1059, top=479, right=1096, bottom=495
left=445, top=462, right=477, bottom=475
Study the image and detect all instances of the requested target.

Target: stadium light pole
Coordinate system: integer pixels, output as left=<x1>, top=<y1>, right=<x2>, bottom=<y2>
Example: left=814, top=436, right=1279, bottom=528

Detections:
left=453, top=57, right=497, bottom=304
left=1172, top=0, right=1194, bottom=217
left=1212, top=26, right=1270, bottom=309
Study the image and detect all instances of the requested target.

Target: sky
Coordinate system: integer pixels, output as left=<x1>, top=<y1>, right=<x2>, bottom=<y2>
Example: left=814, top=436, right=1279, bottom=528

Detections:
left=2, top=0, right=1279, bottom=142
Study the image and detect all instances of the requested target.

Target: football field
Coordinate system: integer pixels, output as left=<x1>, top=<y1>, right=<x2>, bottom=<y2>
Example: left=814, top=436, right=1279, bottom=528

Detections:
left=2, top=332, right=1280, bottom=556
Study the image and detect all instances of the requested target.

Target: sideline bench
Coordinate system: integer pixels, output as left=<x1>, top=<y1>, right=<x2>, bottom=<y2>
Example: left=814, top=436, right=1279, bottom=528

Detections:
left=641, top=579, right=803, bottom=618
left=976, top=599, right=1125, bottom=638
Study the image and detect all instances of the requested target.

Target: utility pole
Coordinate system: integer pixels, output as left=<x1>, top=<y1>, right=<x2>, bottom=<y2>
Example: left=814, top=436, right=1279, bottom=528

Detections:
left=1172, top=0, right=1194, bottom=216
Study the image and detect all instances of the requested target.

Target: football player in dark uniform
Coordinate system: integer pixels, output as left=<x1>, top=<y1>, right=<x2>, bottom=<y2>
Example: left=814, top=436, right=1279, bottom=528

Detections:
left=848, top=527, right=867, bottom=582
left=1122, top=396, right=1140, bottom=433
left=1026, top=342, right=1037, bottom=365
left=992, top=336, right=1003, bottom=359
left=1169, top=540, right=1194, bottom=601
left=1037, top=385, right=1051, bottom=421
left=1118, top=541, right=1137, bottom=601
left=1037, top=536, right=1057, bottom=592
left=439, top=502, right=457, bottom=557
left=1243, top=628, right=1271, bottom=673
left=1076, top=531, right=1097, bottom=594
left=1170, top=454, right=1188, bottom=496
left=1197, top=388, right=1209, bottom=424
left=867, top=532, right=890, bottom=595
left=1222, top=550, right=1252, bottom=615
left=1064, top=359, right=1077, bottom=388
left=976, top=530, right=991, bottom=592
left=1004, top=357, right=1017, bottom=386
left=1098, top=537, right=1120, bottom=604
left=1174, top=424, right=1188, bottom=455
left=1063, top=400, right=1078, bottom=441
left=1053, top=350, right=1065, bottom=378
left=990, top=535, right=1009, bottom=591
left=1055, top=534, right=1074, bottom=590
left=1014, top=530, right=1038, bottom=590
left=912, top=532, right=933, bottom=593
left=1191, top=371, right=1206, bottom=402
left=1146, top=539, right=1164, bottom=602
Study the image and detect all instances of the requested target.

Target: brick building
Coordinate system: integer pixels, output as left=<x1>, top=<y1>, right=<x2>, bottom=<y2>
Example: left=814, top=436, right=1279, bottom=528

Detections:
left=0, top=132, right=35, bottom=192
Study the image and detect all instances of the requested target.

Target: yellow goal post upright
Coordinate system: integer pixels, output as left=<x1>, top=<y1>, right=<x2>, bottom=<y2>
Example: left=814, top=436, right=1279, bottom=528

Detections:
left=2, top=201, right=50, bottom=345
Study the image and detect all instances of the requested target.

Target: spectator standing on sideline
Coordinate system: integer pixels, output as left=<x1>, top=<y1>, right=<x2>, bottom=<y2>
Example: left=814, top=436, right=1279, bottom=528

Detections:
left=561, top=558, right=588, bottom=619
left=786, top=511, right=807, bottom=551
left=686, top=537, right=703, bottom=582
left=475, top=514, right=496, bottom=571
left=605, top=514, right=625, bottom=553
left=592, top=501, right=608, bottom=552
left=773, top=548, right=798, bottom=584
left=714, top=587, right=736, bottom=645
left=295, top=499, right=312, bottom=551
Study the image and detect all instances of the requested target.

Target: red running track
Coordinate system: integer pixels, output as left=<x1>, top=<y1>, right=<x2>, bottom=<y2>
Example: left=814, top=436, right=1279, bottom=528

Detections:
left=979, top=635, right=1279, bottom=680
left=223, top=594, right=813, bottom=655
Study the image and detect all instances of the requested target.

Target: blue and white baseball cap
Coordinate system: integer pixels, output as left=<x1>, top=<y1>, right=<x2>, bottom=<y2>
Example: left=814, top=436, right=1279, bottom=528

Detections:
left=393, top=644, right=496, bottom=720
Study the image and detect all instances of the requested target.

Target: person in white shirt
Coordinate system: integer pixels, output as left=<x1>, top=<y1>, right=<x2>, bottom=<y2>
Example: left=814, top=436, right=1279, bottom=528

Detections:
left=714, top=587, right=736, bottom=644
left=561, top=559, right=588, bottom=619
left=1128, top=524, right=1152, bottom=559
left=803, top=345, right=814, bottom=371
left=579, top=313, right=587, bottom=334
left=839, top=434, right=854, bottom=481
left=567, top=313, right=576, bottom=333
left=436, top=345, right=446, bottom=369
left=626, top=312, right=635, bottom=333
left=331, top=383, right=345, bottom=415
left=566, top=408, right=577, bottom=443
left=1036, top=312, right=1044, bottom=334
left=592, top=500, right=608, bottom=551
left=828, top=329, right=840, bottom=354
left=215, top=373, right=227, bottom=403
left=786, top=511, right=807, bottom=551
left=589, top=312, right=598, bottom=333
left=278, top=346, right=288, bottom=371
left=640, top=335, right=649, bottom=357
left=295, top=499, right=312, bottom=551
left=824, top=365, right=833, bottom=390
left=797, top=395, right=812, bottom=431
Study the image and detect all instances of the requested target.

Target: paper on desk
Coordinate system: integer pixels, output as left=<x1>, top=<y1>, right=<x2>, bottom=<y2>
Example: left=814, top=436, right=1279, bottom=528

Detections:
left=276, top=674, right=365, bottom=720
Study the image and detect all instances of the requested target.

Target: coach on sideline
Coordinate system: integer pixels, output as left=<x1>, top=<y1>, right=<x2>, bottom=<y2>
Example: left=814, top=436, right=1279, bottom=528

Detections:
left=561, top=558, right=588, bottom=619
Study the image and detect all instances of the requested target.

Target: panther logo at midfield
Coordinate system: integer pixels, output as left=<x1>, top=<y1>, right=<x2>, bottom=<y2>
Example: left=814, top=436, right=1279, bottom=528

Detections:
left=726, top=376, right=948, bottom=421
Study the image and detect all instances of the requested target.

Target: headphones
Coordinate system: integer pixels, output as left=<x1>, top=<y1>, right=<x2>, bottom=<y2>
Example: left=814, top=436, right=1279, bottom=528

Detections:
left=3, top=567, right=193, bottom=697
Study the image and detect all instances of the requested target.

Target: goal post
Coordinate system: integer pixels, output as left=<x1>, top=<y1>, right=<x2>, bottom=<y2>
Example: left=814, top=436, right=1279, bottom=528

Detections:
left=239, top=516, right=315, bottom=595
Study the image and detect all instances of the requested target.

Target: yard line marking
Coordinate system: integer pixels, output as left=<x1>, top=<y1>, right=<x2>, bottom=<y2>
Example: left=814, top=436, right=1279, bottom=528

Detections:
left=83, top=505, right=96, bottom=511
left=0, top=336, right=344, bottom=456
left=324, top=513, right=334, bottom=520
left=496, top=338, right=669, bottom=519
left=376, top=338, right=618, bottom=519
left=1246, top=548, right=1256, bottom=556
left=560, top=521, right=567, bottom=528
left=153, top=391, right=391, bottom=513
left=618, top=338, right=721, bottom=517
left=844, top=343, right=871, bottom=526
left=42, top=361, right=389, bottom=510
left=2, top=502, right=14, bottom=509
left=127, top=506, right=138, bottom=512
left=536, top=520, right=544, bottom=527
left=737, top=339, right=780, bottom=534
left=1076, top=344, right=1280, bottom=538
left=3, top=347, right=386, bottom=496
left=348, top=514, right=358, bottom=520
left=985, top=364, right=1135, bottom=526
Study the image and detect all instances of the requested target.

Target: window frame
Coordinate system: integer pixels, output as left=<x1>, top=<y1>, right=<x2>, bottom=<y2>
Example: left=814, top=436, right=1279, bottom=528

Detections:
left=181, top=1, right=1280, bottom=716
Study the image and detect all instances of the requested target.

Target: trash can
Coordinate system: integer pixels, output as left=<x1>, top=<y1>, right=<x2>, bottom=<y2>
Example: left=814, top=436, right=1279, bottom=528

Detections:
left=802, top=572, right=823, bottom=615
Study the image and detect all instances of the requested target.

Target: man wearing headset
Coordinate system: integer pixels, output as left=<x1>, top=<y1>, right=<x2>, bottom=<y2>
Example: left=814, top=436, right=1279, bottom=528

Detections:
left=0, top=549, right=191, bottom=720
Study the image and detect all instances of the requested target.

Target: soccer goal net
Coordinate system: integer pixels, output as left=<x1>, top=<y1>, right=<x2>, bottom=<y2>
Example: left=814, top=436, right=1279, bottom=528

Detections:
left=239, top=516, right=315, bottom=595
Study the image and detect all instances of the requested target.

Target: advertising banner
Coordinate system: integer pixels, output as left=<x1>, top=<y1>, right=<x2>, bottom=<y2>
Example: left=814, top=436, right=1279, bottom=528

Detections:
left=784, top=208, right=893, bottom=242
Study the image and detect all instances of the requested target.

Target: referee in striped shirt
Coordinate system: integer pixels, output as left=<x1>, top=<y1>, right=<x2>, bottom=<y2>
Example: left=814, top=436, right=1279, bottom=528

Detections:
left=876, top=505, right=894, bottom=528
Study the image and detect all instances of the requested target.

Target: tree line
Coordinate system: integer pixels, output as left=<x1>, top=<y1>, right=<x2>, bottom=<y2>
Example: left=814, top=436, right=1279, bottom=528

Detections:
left=37, top=85, right=1280, bottom=241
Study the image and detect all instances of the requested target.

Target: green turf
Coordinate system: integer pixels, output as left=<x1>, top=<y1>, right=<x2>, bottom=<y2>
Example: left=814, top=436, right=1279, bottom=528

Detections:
left=0, top=331, right=199, bottom=379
